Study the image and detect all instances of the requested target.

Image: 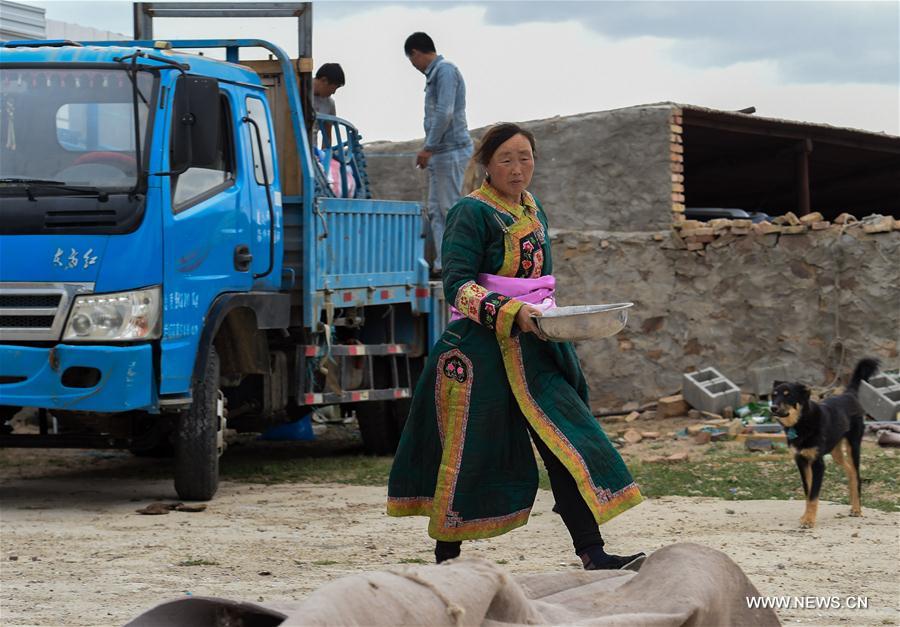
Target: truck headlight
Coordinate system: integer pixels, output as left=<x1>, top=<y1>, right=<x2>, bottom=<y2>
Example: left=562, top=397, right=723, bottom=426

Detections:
left=63, top=286, right=161, bottom=341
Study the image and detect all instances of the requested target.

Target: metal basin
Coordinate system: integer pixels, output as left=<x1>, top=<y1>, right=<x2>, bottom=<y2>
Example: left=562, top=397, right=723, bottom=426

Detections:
left=533, top=303, right=633, bottom=342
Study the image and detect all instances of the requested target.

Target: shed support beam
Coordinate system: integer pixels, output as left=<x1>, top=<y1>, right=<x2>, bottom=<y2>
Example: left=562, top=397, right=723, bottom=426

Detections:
left=795, top=139, right=813, bottom=216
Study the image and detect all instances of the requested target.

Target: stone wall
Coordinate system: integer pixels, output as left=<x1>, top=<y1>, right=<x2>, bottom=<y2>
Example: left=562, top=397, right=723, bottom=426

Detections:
left=552, top=227, right=899, bottom=408
left=365, top=105, right=675, bottom=232
left=363, top=108, right=900, bottom=406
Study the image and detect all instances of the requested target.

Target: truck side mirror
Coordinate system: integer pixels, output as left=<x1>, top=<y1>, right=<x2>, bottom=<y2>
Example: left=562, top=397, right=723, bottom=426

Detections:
left=171, top=75, right=220, bottom=172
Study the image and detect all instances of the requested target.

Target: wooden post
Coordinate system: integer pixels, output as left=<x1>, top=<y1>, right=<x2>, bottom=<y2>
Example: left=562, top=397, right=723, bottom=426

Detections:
left=795, top=138, right=813, bottom=216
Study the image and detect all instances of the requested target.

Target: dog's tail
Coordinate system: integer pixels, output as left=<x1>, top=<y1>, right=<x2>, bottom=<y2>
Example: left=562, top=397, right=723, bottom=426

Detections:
left=846, top=357, right=880, bottom=394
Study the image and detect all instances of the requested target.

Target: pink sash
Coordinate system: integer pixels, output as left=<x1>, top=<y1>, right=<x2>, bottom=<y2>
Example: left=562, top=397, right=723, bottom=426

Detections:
left=449, top=273, right=557, bottom=322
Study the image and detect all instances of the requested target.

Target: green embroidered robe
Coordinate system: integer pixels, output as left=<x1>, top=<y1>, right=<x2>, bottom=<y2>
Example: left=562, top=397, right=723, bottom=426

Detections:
left=387, top=182, right=642, bottom=541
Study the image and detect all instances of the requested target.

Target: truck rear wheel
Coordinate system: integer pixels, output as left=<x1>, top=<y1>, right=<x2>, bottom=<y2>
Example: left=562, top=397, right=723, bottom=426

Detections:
left=355, top=355, right=422, bottom=455
left=174, top=346, right=225, bottom=501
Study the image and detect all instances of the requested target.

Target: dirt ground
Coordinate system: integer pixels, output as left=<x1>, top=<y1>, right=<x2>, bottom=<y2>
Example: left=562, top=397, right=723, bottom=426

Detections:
left=1, top=439, right=898, bottom=627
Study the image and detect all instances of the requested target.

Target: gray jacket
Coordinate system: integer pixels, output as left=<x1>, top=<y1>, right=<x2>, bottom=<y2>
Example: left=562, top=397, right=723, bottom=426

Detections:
left=423, top=55, right=472, bottom=154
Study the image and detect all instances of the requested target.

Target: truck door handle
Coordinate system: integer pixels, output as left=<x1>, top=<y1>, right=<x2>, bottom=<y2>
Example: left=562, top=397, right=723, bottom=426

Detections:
left=234, top=245, right=253, bottom=272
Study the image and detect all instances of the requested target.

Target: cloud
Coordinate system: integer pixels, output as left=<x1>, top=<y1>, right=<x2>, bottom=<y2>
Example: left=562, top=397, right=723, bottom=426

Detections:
left=32, top=1, right=899, bottom=85
left=480, top=1, right=899, bottom=85
left=22, top=1, right=900, bottom=139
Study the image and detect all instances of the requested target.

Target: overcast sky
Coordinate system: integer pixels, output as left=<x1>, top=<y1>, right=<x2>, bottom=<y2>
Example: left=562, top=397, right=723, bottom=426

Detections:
left=27, top=0, right=900, bottom=141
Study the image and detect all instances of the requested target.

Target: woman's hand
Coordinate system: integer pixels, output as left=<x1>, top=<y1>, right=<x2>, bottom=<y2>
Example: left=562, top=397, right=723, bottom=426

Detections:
left=515, top=304, right=547, bottom=341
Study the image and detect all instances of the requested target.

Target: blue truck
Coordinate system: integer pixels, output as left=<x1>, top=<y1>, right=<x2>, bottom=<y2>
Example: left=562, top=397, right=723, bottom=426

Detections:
left=0, top=3, right=444, bottom=500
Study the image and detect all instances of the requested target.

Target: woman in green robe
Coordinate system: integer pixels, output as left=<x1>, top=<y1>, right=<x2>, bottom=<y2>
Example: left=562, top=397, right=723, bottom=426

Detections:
left=388, top=123, right=644, bottom=569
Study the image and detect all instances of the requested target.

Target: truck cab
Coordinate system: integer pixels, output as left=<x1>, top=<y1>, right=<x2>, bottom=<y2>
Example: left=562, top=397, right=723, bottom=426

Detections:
left=0, top=4, right=443, bottom=501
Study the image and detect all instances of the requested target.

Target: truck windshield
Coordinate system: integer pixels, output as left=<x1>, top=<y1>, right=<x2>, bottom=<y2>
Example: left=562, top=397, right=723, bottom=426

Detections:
left=0, top=67, right=155, bottom=194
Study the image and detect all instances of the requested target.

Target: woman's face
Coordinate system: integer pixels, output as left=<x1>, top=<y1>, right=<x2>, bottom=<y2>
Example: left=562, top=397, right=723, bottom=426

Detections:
left=485, top=133, right=534, bottom=202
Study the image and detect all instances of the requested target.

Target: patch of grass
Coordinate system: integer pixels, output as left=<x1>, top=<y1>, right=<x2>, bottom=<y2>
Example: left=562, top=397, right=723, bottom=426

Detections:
left=222, top=453, right=394, bottom=486
left=312, top=559, right=340, bottom=566
left=177, top=558, right=219, bottom=567
left=495, top=559, right=509, bottom=565
left=398, top=558, right=427, bottom=564
left=630, top=445, right=898, bottom=512
left=219, top=442, right=897, bottom=512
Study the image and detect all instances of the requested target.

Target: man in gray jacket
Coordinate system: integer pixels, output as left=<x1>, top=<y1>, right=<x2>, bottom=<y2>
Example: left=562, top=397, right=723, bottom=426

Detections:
left=405, top=32, right=473, bottom=277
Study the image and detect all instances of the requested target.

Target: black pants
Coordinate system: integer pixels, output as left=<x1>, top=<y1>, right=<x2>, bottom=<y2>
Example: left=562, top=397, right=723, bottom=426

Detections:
left=436, top=424, right=604, bottom=559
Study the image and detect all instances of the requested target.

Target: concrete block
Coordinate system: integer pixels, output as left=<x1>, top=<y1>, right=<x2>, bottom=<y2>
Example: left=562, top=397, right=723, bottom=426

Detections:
left=746, top=363, right=793, bottom=396
left=859, top=373, right=900, bottom=422
left=682, top=368, right=742, bottom=415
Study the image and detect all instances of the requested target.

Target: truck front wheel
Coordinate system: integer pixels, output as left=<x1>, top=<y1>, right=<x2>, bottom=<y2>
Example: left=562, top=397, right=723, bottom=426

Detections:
left=174, top=346, right=225, bottom=501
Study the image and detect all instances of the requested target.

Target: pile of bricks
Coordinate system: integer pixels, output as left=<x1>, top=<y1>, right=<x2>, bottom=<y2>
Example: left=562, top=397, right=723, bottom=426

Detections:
left=668, top=211, right=900, bottom=254
left=666, top=108, right=900, bottom=254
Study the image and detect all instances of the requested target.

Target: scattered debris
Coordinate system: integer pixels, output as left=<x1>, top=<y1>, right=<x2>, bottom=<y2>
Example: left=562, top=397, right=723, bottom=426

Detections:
left=745, top=439, right=774, bottom=452
left=670, top=208, right=897, bottom=255
left=834, top=213, right=857, bottom=225
left=859, top=371, right=900, bottom=422
left=746, top=424, right=783, bottom=434
left=753, top=222, right=781, bottom=235
left=645, top=452, right=691, bottom=463
left=861, top=214, right=894, bottom=234
left=773, top=211, right=801, bottom=226
left=735, top=402, right=773, bottom=424
left=658, top=394, right=688, bottom=418
left=640, top=431, right=660, bottom=439
left=623, top=429, right=643, bottom=444
left=683, top=367, right=741, bottom=415
left=624, top=411, right=641, bottom=423
left=174, top=503, right=207, bottom=513
left=694, top=431, right=712, bottom=445
left=137, top=503, right=178, bottom=515
left=735, top=432, right=786, bottom=443
left=136, top=502, right=207, bottom=515
left=867, top=422, right=900, bottom=448
left=798, top=212, right=823, bottom=224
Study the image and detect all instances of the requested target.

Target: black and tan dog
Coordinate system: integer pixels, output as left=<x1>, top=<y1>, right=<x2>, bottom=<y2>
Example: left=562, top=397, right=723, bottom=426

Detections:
left=770, top=358, right=879, bottom=528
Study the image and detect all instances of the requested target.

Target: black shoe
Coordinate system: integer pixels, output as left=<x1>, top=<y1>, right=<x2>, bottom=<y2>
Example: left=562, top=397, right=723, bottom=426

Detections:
left=579, top=545, right=646, bottom=570
left=435, top=540, right=461, bottom=564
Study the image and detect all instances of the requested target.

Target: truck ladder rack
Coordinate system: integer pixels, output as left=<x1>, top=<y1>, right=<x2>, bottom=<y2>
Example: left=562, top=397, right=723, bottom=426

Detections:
left=295, top=344, right=413, bottom=407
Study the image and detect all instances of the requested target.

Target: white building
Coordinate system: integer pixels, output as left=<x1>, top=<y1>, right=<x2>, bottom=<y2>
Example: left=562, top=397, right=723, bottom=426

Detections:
left=0, top=0, right=44, bottom=41
left=0, top=1, right=126, bottom=42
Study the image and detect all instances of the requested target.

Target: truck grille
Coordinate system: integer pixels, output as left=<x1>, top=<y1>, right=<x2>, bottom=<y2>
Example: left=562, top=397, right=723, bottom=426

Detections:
left=0, top=294, right=62, bottom=308
left=0, top=315, right=57, bottom=328
left=0, top=283, right=93, bottom=341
